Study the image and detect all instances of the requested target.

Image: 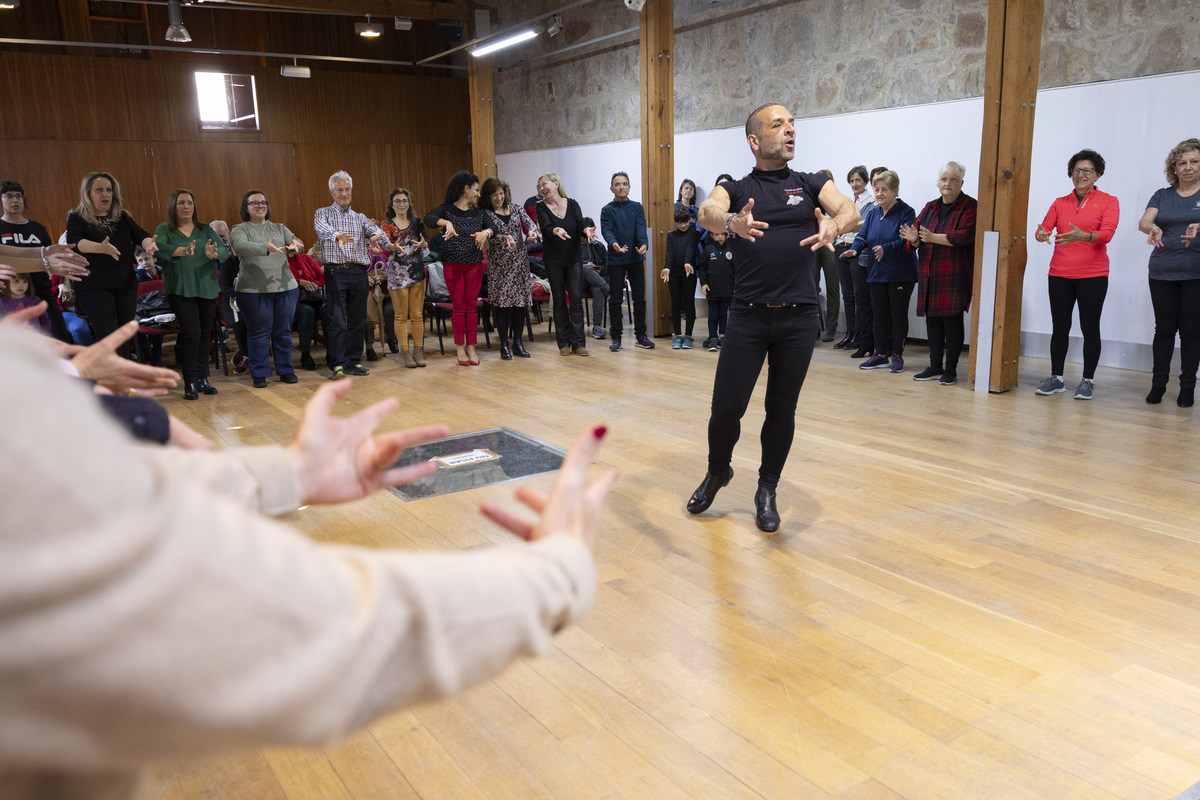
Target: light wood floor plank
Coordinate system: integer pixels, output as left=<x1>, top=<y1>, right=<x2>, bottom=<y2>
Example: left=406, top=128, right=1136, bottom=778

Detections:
left=146, top=325, right=1200, bottom=798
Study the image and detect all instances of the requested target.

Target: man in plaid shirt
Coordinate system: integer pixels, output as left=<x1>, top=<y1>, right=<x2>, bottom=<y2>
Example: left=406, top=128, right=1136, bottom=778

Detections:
left=315, top=170, right=390, bottom=380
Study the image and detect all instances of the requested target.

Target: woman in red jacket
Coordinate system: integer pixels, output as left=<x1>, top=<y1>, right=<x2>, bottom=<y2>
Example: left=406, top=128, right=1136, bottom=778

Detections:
left=1032, top=149, right=1120, bottom=400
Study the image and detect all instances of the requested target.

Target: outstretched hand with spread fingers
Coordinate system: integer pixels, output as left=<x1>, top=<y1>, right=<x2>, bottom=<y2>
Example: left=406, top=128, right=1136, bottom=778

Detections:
left=479, top=425, right=618, bottom=555
left=287, top=379, right=450, bottom=507
left=799, top=207, right=840, bottom=252
left=67, top=316, right=179, bottom=395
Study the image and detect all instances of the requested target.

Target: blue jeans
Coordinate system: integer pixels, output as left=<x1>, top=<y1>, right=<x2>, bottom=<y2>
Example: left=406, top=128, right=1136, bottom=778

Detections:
left=238, top=289, right=299, bottom=378
left=62, top=311, right=94, bottom=345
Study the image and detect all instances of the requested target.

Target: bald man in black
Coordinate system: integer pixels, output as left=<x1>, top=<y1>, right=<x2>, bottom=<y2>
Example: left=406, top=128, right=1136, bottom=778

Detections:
left=687, top=103, right=860, bottom=532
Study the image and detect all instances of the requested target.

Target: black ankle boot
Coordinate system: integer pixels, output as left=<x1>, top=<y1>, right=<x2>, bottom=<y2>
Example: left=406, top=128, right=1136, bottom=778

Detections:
left=754, top=485, right=780, bottom=532
left=183, top=381, right=199, bottom=401
left=1147, top=384, right=1166, bottom=404
left=513, top=340, right=530, bottom=358
left=196, top=377, right=218, bottom=395
left=1179, top=386, right=1195, bottom=408
left=687, top=468, right=733, bottom=514
left=500, top=342, right=513, bottom=360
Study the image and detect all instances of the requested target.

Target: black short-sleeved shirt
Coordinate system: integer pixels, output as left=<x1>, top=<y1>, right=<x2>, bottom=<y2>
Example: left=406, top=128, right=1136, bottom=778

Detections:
left=724, top=168, right=830, bottom=303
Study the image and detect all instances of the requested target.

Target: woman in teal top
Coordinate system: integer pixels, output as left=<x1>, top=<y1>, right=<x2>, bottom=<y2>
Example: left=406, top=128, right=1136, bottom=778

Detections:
left=154, top=189, right=227, bottom=400
left=230, top=189, right=302, bottom=388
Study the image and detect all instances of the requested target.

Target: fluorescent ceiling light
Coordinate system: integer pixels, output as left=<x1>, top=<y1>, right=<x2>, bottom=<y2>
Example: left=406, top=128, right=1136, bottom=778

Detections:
left=0, top=0, right=21, bottom=9
left=356, top=15, right=383, bottom=37
left=471, top=29, right=537, bottom=57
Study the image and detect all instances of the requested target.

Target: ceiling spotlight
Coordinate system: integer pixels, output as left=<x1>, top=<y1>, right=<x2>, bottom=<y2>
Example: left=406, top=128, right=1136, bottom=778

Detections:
left=356, top=15, right=383, bottom=38
left=471, top=29, right=538, bottom=58
left=394, top=16, right=412, bottom=31
left=547, top=14, right=563, bottom=36
left=165, top=0, right=192, bottom=42
left=281, top=58, right=310, bottom=78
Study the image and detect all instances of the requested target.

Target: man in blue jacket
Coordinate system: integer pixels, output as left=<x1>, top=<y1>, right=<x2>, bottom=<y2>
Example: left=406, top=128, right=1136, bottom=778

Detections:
left=600, top=172, right=654, bottom=351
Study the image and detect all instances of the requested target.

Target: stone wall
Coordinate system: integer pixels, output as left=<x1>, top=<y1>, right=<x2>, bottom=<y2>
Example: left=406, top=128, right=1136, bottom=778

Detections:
left=491, top=0, right=1200, bottom=154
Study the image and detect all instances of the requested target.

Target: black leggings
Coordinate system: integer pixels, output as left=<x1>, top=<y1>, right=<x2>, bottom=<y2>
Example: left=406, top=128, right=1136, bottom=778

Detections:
left=925, top=312, right=965, bottom=370
left=668, top=269, right=698, bottom=336
left=869, top=281, right=916, bottom=357
left=706, top=302, right=821, bottom=488
left=168, top=294, right=217, bottom=383
left=494, top=305, right=528, bottom=345
left=1048, top=275, right=1107, bottom=379
left=1148, top=277, right=1200, bottom=389
left=76, top=286, right=137, bottom=357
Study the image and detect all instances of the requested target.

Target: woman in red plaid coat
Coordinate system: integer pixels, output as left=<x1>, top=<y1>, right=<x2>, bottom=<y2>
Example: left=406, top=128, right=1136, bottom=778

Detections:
left=900, top=162, right=977, bottom=386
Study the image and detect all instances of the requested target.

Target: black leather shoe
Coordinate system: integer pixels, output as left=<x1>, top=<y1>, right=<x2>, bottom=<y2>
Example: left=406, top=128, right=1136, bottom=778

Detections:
left=833, top=335, right=854, bottom=350
left=183, top=381, right=199, bottom=401
left=300, top=352, right=318, bottom=371
left=366, top=348, right=378, bottom=361
left=686, top=468, right=733, bottom=514
left=388, top=338, right=399, bottom=354
left=196, top=378, right=218, bottom=395
left=252, top=376, right=268, bottom=389
left=513, top=341, right=530, bottom=358
left=279, top=373, right=298, bottom=384
left=500, top=343, right=513, bottom=360
left=754, top=485, right=780, bottom=533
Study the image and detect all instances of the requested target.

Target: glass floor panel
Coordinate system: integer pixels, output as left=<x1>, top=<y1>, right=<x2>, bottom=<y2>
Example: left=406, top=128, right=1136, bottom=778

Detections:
left=387, top=427, right=566, bottom=502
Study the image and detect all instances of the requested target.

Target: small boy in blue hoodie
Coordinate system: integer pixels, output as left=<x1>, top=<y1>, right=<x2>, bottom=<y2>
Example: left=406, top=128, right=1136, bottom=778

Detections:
left=696, top=229, right=736, bottom=351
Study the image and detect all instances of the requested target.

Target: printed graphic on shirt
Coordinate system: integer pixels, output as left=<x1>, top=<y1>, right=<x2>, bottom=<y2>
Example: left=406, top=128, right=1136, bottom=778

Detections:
left=785, top=188, right=805, bottom=206
left=0, top=231, right=48, bottom=246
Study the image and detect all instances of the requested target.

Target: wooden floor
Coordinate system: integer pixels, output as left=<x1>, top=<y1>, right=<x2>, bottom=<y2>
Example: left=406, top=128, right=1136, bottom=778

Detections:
left=153, top=321, right=1200, bottom=800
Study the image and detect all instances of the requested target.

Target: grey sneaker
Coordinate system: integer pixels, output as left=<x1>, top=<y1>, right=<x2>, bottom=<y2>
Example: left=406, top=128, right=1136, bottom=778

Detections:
left=1074, top=378, right=1094, bottom=400
left=592, top=326, right=607, bottom=340
left=1035, top=375, right=1066, bottom=395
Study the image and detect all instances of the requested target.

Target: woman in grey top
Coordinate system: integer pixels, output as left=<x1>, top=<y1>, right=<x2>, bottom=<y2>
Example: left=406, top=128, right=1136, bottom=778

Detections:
left=1137, top=138, right=1200, bottom=407
left=230, top=189, right=302, bottom=388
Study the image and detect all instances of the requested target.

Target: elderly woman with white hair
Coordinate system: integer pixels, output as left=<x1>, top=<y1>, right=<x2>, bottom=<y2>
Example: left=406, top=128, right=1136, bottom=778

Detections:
left=899, top=161, right=978, bottom=386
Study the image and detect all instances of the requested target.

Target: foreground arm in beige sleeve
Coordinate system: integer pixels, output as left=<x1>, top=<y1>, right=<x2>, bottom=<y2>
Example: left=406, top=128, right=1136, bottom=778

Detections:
left=0, top=326, right=606, bottom=771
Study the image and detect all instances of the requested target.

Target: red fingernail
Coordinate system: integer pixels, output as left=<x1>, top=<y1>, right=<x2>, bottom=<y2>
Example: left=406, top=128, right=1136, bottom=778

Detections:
left=593, top=425, right=607, bottom=440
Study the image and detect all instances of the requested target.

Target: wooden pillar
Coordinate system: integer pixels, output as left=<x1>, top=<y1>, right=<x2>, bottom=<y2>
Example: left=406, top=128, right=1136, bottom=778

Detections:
left=969, top=0, right=1043, bottom=391
left=468, top=55, right=496, bottom=180
left=640, top=0, right=673, bottom=337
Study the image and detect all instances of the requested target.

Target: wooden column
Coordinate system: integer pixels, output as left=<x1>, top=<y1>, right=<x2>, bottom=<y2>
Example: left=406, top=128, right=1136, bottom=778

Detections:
left=640, top=0, right=673, bottom=337
left=969, top=0, right=1043, bottom=391
left=468, top=54, right=496, bottom=180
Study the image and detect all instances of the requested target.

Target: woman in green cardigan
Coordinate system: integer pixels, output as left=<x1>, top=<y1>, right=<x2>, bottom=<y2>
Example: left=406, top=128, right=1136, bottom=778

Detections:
left=154, top=189, right=227, bottom=400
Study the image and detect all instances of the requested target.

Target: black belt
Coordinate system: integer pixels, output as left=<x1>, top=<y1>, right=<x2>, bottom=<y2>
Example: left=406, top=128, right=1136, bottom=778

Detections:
left=324, top=262, right=367, bottom=268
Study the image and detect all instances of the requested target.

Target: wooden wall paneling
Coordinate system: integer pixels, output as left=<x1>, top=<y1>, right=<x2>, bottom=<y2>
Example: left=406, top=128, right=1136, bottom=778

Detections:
left=146, top=141, right=300, bottom=235
left=969, top=0, right=1042, bottom=392
left=291, top=143, right=399, bottom=244
left=0, top=139, right=158, bottom=238
left=640, top=0, right=674, bottom=337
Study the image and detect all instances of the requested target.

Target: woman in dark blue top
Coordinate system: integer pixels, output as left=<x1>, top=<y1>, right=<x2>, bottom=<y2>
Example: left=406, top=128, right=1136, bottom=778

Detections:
left=843, top=170, right=917, bottom=372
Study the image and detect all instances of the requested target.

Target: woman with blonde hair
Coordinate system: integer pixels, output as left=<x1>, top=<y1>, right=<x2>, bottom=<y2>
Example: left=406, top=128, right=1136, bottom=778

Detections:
left=1139, top=137, right=1200, bottom=406
left=65, top=171, right=158, bottom=356
left=535, top=172, right=594, bottom=356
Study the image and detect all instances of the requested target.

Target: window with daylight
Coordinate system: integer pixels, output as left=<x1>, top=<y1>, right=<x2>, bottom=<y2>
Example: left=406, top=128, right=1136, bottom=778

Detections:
left=195, top=72, right=259, bottom=131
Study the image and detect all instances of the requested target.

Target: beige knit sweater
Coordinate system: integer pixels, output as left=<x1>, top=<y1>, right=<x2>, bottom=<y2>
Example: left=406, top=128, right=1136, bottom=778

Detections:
left=0, top=326, right=595, bottom=799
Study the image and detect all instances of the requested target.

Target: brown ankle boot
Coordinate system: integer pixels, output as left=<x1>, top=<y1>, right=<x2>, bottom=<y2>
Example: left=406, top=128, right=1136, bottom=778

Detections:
left=412, top=346, right=427, bottom=367
left=401, top=348, right=417, bottom=368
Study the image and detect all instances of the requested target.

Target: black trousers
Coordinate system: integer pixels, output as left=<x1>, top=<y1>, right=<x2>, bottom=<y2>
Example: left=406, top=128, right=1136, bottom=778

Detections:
left=1048, top=274, right=1107, bottom=379
left=607, top=262, right=646, bottom=339
left=869, top=280, right=916, bottom=357
left=167, top=294, right=217, bottom=384
left=850, top=258, right=873, bottom=352
left=324, top=264, right=368, bottom=369
left=296, top=298, right=324, bottom=354
left=926, top=312, right=965, bottom=370
left=834, top=244, right=856, bottom=338
left=29, top=271, right=71, bottom=343
left=1148, top=277, right=1200, bottom=389
left=76, top=285, right=137, bottom=358
left=666, top=269, right=698, bottom=337
left=547, top=253, right=585, bottom=349
left=706, top=301, right=821, bottom=488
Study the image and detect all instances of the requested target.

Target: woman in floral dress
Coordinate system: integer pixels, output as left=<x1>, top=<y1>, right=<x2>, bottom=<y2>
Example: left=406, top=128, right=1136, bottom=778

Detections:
left=480, top=177, right=538, bottom=360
